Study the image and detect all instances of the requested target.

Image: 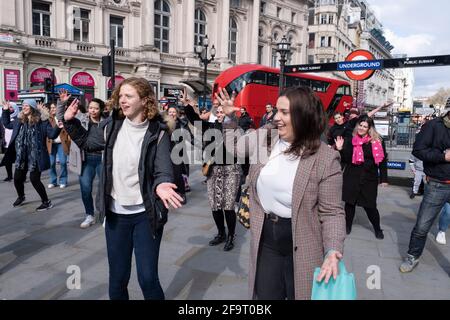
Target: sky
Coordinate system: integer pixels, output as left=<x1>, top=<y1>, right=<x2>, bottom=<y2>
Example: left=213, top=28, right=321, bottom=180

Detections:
left=366, top=0, right=450, bottom=98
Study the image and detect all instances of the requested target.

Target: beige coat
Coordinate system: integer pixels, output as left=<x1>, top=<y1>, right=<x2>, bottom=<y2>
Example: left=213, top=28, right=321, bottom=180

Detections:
left=237, top=126, right=346, bottom=300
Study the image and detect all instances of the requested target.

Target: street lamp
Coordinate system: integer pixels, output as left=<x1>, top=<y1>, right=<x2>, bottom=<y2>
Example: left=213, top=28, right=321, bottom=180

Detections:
left=195, top=35, right=216, bottom=110
left=276, top=35, right=291, bottom=95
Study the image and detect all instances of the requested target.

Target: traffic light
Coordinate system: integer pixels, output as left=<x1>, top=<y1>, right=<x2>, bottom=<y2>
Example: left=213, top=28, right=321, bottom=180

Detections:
left=102, top=56, right=112, bottom=77
left=44, top=77, right=53, bottom=92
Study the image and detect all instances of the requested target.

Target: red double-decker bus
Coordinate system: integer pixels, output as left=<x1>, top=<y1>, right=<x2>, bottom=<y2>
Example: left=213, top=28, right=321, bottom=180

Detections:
left=212, top=64, right=353, bottom=126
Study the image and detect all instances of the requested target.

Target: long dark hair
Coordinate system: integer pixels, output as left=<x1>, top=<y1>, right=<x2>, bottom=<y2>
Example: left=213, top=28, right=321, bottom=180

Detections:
left=280, top=86, right=327, bottom=158
left=353, top=115, right=381, bottom=142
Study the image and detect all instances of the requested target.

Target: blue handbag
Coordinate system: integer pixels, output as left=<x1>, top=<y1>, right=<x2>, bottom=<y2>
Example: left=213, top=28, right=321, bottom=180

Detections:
left=311, top=260, right=357, bottom=300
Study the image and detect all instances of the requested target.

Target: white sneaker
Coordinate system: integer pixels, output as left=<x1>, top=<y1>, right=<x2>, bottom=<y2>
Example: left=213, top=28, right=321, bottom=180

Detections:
left=436, top=231, right=446, bottom=245
left=80, top=215, right=95, bottom=229
left=60, top=184, right=67, bottom=189
left=48, top=184, right=56, bottom=189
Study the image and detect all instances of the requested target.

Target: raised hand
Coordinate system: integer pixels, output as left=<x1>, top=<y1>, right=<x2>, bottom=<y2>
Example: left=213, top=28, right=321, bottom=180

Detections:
left=2, top=100, right=10, bottom=110
left=37, top=101, right=45, bottom=111
left=179, top=87, right=190, bottom=106
left=58, top=89, right=71, bottom=103
left=64, top=98, right=79, bottom=121
left=335, top=136, right=345, bottom=151
left=215, top=88, right=239, bottom=116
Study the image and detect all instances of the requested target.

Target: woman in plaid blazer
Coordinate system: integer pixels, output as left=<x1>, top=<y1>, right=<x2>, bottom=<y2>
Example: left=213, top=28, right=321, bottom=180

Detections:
left=218, top=86, right=346, bottom=300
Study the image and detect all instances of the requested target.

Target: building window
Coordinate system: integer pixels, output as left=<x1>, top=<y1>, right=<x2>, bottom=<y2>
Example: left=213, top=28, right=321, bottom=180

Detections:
left=277, top=7, right=282, bottom=18
left=230, top=0, right=241, bottom=8
left=328, top=36, right=332, bottom=47
left=258, top=45, right=264, bottom=64
left=320, top=36, right=326, bottom=47
left=320, top=14, right=327, bottom=24
left=194, top=9, right=207, bottom=46
left=32, top=1, right=51, bottom=37
left=229, top=18, right=238, bottom=63
left=258, top=26, right=264, bottom=38
left=329, top=14, right=334, bottom=24
left=271, top=48, right=279, bottom=67
left=309, top=33, right=315, bottom=48
left=110, top=16, right=124, bottom=47
left=291, top=12, right=296, bottom=23
left=261, top=1, right=266, bottom=14
left=73, top=8, right=90, bottom=42
left=154, top=0, right=170, bottom=53
left=308, top=55, right=314, bottom=64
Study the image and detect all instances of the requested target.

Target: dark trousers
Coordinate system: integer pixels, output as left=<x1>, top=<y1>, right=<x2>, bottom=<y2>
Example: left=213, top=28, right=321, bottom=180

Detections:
left=255, top=216, right=294, bottom=300
left=105, top=211, right=164, bottom=300
left=4, top=162, right=12, bottom=178
left=14, top=168, right=48, bottom=202
left=408, top=181, right=450, bottom=258
left=345, top=203, right=381, bottom=232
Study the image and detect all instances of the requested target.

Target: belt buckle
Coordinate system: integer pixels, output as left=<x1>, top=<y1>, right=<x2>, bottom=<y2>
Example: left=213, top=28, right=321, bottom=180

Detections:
left=267, top=213, right=279, bottom=222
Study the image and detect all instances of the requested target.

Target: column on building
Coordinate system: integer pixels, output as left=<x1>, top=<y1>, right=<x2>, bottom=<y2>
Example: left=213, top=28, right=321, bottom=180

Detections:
left=1, top=0, right=17, bottom=29
left=141, top=0, right=154, bottom=47
left=55, top=0, right=66, bottom=39
left=15, top=0, right=25, bottom=32
left=249, top=0, right=261, bottom=63
left=217, top=0, right=230, bottom=61
left=94, top=4, right=104, bottom=45
left=182, top=0, right=196, bottom=54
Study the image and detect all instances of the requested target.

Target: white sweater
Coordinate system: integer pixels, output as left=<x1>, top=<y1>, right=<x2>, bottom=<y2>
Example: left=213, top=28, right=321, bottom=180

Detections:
left=256, top=140, right=300, bottom=219
left=109, top=118, right=148, bottom=214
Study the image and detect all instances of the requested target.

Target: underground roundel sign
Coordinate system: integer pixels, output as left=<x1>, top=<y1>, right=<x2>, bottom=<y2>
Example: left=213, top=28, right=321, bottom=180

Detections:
left=339, top=50, right=382, bottom=81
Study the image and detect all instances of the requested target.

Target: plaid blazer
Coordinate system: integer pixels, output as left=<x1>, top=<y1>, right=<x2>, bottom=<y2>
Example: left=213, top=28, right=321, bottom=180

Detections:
left=242, top=130, right=346, bottom=300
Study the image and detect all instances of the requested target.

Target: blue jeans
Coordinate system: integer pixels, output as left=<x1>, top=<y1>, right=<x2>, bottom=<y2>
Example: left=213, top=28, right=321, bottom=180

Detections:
left=49, top=143, right=67, bottom=185
left=105, top=211, right=164, bottom=300
left=79, top=154, right=102, bottom=216
left=408, top=181, right=450, bottom=258
left=438, top=202, right=450, bottom=232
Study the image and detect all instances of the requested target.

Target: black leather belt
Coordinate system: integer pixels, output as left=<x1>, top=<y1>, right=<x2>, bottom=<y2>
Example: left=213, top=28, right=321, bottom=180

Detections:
left=265, top=212, right=291, bottom=223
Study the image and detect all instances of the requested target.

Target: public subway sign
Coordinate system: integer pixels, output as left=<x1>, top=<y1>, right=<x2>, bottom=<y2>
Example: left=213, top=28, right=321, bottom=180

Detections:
left=284, top=53, right=450, bottom=80
left=387, top=161, right=406, bottom=170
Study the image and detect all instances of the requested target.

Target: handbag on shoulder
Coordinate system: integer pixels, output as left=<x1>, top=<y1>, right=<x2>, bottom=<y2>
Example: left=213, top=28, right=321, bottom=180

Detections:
left=202, top=157, right=214, bottom=177
left=237, top=184, right=250, bottom=229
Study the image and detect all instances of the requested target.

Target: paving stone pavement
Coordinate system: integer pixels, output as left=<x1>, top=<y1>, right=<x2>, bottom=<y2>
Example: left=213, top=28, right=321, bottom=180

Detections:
left=0, top=165, right=449, bottom=300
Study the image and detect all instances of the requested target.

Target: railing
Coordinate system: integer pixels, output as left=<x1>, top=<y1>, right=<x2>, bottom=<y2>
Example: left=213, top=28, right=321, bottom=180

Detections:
left=160, top=53, right=185, bottom=65
left=76, top=42, right=94, bottom=53
left=385, top=123, right=419, bottom=149
left=34, top=36, right=55, bottom=48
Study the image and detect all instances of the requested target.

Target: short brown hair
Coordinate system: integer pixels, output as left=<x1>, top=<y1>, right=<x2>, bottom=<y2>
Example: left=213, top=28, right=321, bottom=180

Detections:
left=280, top=86, right=327, bottom=158
left=111, top=77, right=158, bottom=121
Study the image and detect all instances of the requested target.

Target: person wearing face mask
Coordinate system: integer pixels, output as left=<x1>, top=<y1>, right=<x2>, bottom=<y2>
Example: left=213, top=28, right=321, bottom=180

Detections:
left=180, top=92, right=241, bottom=252
left=218, top=86, right=345, bottom=300
left=0, top=101, right=19, bottom=181
left=2, top=99, right=61, bottom=210
left=57, top=92, right=107, bottom=228
left=335, top=116, right=388, bottom=239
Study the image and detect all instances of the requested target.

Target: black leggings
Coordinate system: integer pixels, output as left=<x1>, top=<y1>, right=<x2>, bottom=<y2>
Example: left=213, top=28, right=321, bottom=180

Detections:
left=4, top=163, right=12, bottom=178
left=212, top=210, right=236, bottom=236
left=345, top=202, right=381, bottom=231
left=14, top=169, right=48, bottom=202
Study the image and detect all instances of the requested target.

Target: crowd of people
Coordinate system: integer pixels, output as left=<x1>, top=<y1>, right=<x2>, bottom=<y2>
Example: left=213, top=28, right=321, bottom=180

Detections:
left=1, top=78, right=450, bottom=300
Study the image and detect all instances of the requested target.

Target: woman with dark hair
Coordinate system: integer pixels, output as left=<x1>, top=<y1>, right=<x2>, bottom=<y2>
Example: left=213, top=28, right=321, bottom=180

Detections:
left=63, top=77, right=183, bottom=300
left=180, top=93, right=241, bottom=252
left=219, top=86, right=345, bottom=300
left=58, top=94, right=107, bottom=228
left=335, top=115, right=388, bottom=239
left=1, top=99, right=61, bottom=210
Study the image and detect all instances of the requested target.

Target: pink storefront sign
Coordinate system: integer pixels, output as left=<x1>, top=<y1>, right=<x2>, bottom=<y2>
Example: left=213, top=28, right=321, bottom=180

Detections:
left=30, top=68, right=53, bottom=83
left=71, top=72, right=95, bottom=87
left=4, top=69, right=20, bottom=100
left=107, top=75, right=125, bottom=89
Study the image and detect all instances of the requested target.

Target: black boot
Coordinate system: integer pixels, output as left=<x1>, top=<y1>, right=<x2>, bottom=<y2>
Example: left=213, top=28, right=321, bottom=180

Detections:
left=209, top=233, right=226, bottom=246
left=346, top=225, right=352, bottom=235
left=223, top=234, right=235, bottom=251
left=375, top=229, right=384, bottom=240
